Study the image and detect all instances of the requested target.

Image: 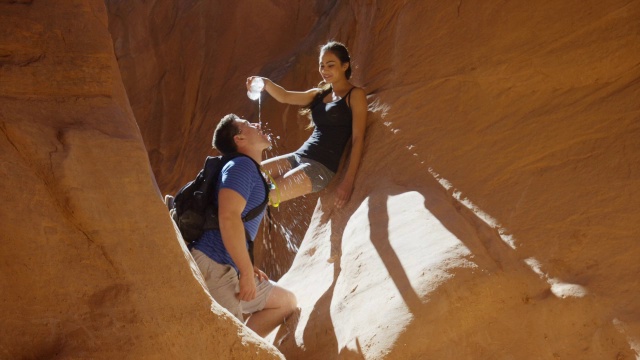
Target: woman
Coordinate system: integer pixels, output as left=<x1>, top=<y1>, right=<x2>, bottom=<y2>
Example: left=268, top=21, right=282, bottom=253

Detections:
left=247, top=41, right=367, bottom=209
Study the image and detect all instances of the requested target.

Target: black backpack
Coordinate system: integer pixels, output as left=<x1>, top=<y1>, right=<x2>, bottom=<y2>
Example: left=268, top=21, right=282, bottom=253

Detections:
left=168, top=153, right=270, bottom=246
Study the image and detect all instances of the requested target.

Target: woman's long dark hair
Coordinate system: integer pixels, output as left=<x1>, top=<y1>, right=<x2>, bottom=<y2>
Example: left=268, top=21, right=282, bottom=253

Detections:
left=299, top=41, right=352, bottom=128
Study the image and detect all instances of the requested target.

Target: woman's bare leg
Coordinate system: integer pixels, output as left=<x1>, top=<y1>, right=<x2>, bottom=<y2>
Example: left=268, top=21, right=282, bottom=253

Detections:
left=262, top=154, right=313, bottom=204
left=272, top=166, right=313, bottom=204
left=261, top=155, right=293, bottom=179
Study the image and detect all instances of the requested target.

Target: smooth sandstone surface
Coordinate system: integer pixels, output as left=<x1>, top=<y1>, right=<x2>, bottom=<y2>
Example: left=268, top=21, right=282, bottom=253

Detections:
left=0, top=1, right=282, bottom=359
left=1, top=0, right=638, bottom=359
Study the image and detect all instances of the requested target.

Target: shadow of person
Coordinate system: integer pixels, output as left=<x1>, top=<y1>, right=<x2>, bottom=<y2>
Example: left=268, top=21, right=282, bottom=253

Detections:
left=273, top=107, right=549, bottom=357
left=368, top=190, right=424, bottom=313
left=338, top=337, right=366, bottom=360
left=272, top=307, right=301, bottom=352
left=359, top=171, right=557, bottom=358
left=298, top=203, right=345, bottom=359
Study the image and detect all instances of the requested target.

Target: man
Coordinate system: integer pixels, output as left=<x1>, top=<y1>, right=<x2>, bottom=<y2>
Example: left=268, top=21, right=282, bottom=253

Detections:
left=190, top=113, right=297, bottom=337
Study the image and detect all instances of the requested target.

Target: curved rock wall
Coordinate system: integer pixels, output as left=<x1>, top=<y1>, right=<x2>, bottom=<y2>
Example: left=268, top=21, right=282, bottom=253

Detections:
left=0, top=1, right=282, bottom=359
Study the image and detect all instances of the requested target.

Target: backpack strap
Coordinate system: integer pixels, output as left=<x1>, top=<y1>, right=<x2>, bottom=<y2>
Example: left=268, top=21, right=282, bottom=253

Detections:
left=201, top=155, right=226, bottom=200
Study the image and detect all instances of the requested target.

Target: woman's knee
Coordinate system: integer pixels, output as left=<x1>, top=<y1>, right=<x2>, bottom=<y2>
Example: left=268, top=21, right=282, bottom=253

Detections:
left=270, top=169, right=313, bottom=204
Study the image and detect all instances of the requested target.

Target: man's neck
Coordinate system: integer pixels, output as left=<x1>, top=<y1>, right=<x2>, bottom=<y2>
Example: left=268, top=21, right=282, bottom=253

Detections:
left=238, top=148, right=263, bottom=164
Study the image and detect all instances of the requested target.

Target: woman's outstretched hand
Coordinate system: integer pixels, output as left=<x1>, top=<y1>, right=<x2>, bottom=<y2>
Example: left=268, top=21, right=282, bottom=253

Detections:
left=246, top=76, right=265, bottom=92
left=334, top=179, right=354, bottom=208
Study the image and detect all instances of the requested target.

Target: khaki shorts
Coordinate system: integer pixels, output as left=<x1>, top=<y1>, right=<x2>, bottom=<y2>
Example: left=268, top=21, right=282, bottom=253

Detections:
left=191, top=249, right=274, bottom=320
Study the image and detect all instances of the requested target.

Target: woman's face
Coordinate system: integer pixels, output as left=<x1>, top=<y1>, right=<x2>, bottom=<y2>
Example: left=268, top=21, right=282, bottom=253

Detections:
left=318, top=51, right=348, bottom=84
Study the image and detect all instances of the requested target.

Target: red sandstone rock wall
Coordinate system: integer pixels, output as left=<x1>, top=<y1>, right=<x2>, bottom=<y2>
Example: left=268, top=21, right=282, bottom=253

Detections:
left=0, top=1, right=282, bottom=359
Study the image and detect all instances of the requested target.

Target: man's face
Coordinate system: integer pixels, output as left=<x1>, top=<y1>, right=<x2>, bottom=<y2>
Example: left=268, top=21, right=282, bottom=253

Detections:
left=235, top=119, right=271, bottom=150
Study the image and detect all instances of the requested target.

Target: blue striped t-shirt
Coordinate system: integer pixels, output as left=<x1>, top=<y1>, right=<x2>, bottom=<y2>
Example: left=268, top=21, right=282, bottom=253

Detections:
left=192, top=156, right=267, bottom=272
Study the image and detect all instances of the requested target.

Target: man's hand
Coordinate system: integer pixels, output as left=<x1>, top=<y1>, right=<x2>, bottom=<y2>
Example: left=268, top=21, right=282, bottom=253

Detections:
left=254, top=266, right=269, bottom=282
left=237, top=271, right=257, bottom=302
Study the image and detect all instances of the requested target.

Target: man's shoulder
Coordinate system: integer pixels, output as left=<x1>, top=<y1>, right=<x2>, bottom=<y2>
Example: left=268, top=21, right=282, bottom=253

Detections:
left=223, top=155, right=260, bottom=176
left=225, top=155, right=256, bottom=170
left=219, top=154, right=264, bottom=197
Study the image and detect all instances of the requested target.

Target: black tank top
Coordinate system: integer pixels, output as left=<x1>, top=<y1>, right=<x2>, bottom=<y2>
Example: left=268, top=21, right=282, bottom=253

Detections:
left=295, top=88, right=354, bottom=173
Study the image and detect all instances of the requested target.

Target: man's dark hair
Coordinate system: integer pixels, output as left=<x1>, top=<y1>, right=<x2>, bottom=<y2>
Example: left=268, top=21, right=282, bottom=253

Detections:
left=212, top=113, right=240, bottom=154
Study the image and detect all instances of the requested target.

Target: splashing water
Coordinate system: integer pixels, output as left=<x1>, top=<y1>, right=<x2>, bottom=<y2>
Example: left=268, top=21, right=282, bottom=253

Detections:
left=277, top=222, right=299, bottom=253
left=261, top=206, right=302, bottom=255
left=258, top=193, right=315, bottom=279
left=253, top=93, right=283, bottom=151
left=248, top=77, right=264, bottom=128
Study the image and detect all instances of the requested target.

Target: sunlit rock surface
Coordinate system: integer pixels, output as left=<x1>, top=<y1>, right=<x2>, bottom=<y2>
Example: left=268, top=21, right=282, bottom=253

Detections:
left=0, top=1, right=282, bottom=359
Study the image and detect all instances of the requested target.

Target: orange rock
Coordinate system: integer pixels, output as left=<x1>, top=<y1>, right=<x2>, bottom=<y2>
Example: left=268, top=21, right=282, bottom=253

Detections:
left=0, top=1, right=282, bottom=359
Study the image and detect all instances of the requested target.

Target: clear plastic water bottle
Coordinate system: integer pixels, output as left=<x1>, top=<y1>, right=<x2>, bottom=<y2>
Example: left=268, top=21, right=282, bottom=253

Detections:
left=247, top=77, right=264, bottom=100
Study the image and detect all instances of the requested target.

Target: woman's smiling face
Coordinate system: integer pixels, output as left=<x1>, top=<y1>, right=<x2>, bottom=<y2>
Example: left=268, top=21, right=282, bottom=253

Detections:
left=318, top=51, right=348, bottom=84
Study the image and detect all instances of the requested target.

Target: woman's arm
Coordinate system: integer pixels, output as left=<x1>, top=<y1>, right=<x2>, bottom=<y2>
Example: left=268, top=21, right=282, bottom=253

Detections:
left=247, top=76, right=318, bottom=106
left=335, top=87, right=367, bottom=208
